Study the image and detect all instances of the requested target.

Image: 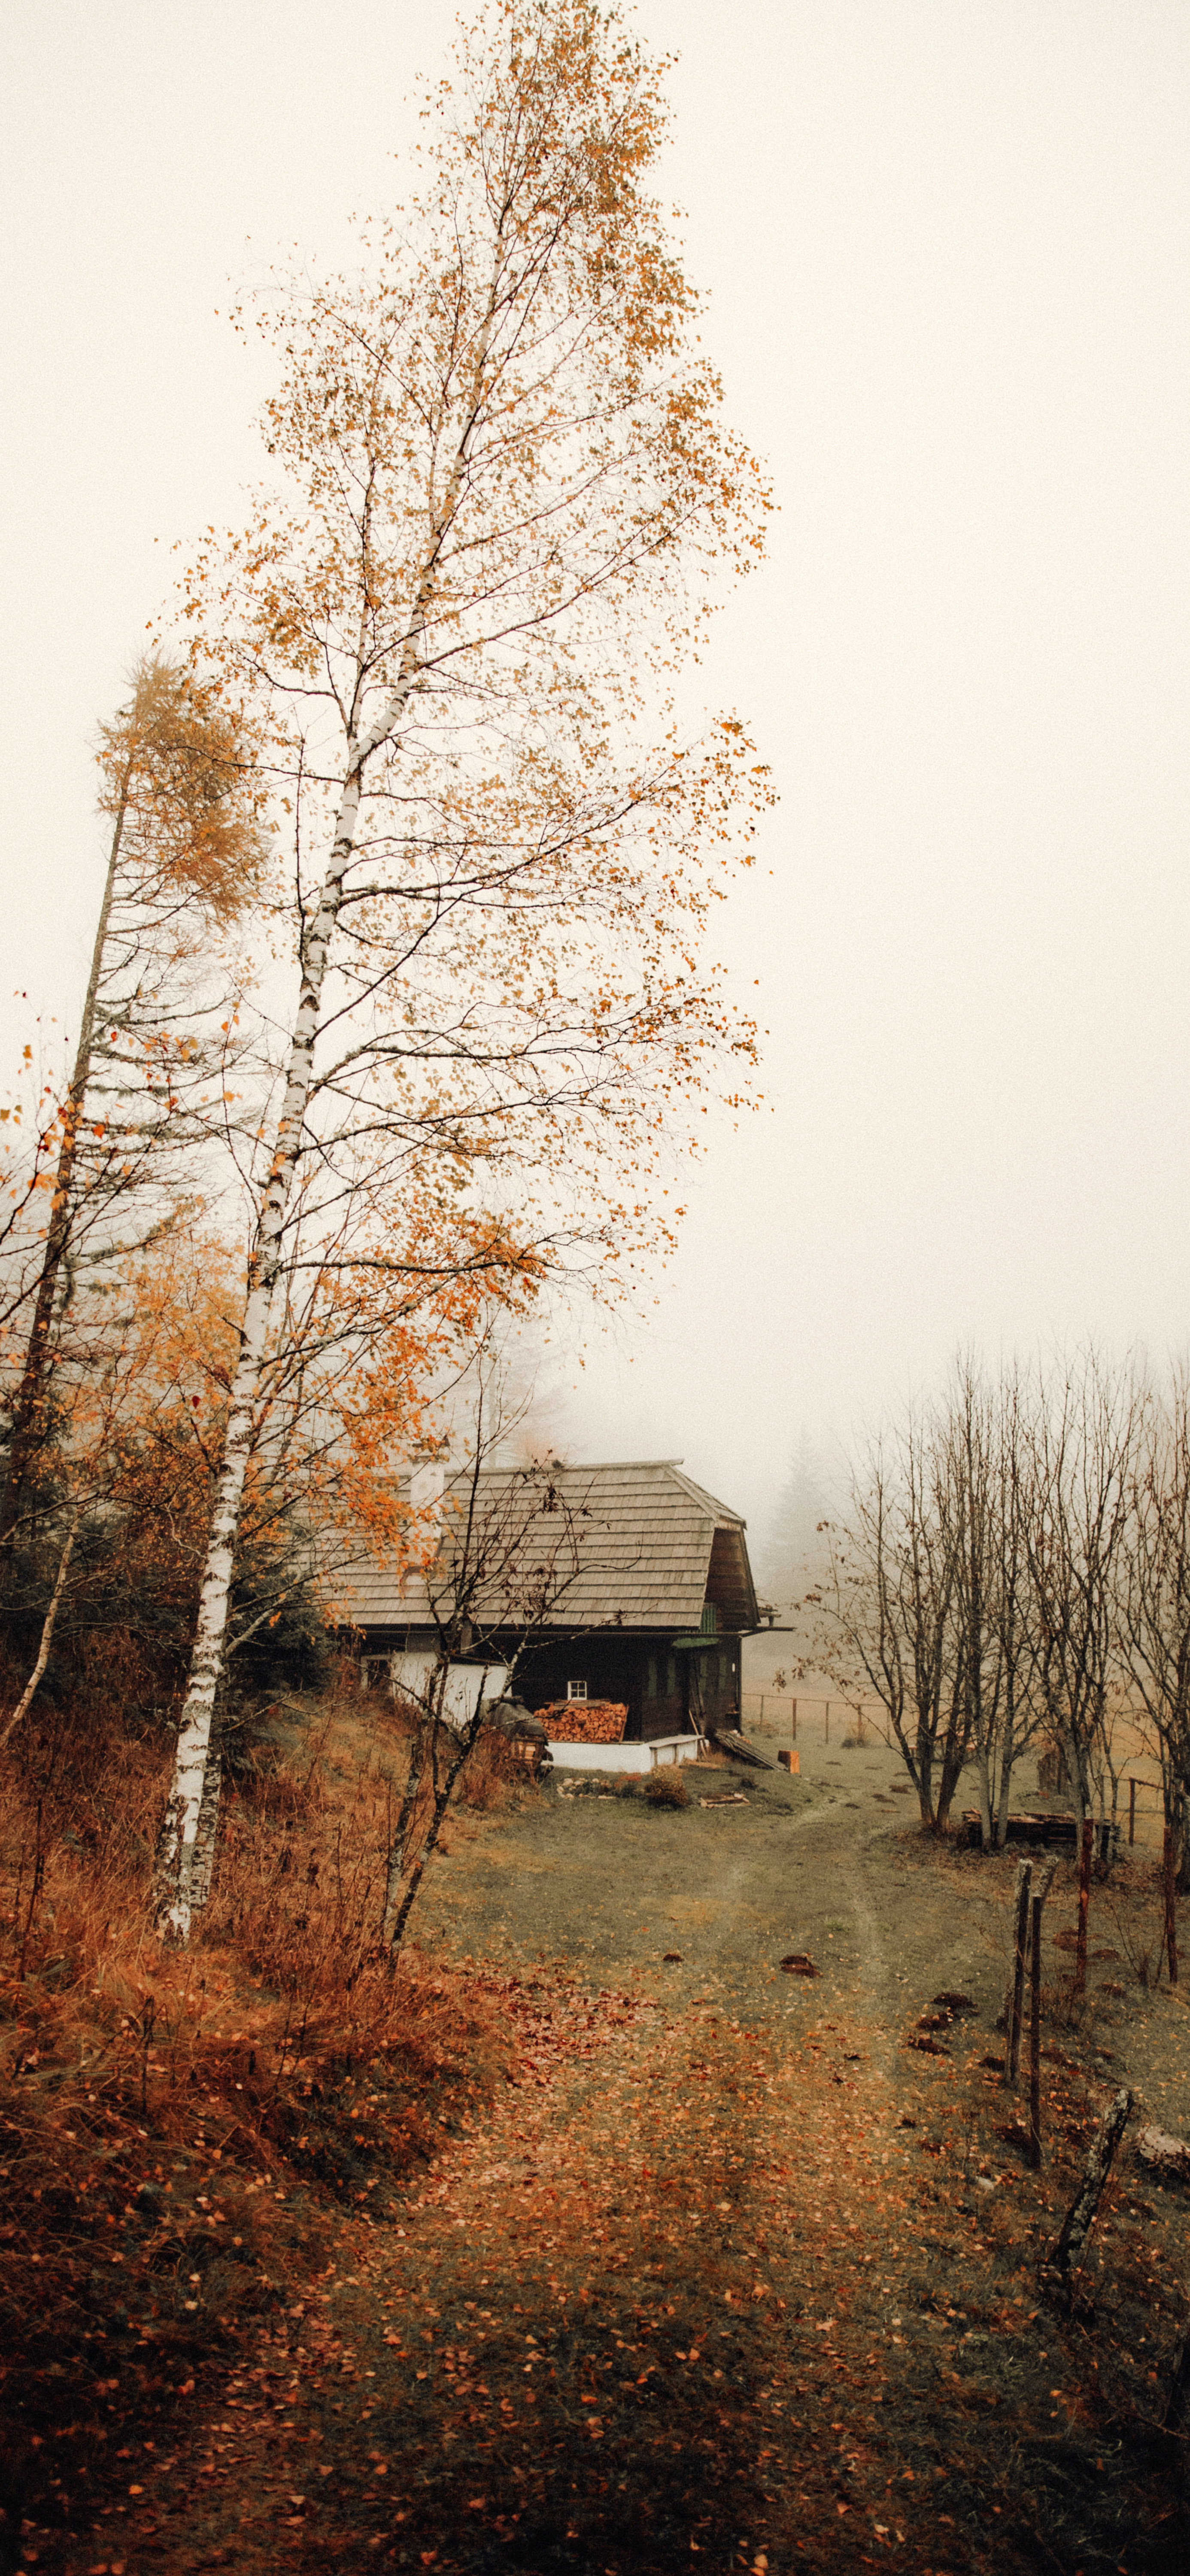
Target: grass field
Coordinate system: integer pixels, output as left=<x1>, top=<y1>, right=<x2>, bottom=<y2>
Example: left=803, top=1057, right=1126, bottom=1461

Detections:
left=4, top=1697, right=1188, bottom=2574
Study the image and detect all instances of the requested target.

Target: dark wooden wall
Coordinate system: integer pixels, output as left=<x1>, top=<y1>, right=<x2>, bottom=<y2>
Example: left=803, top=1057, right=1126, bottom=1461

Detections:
left=514, top=1633, right=742, bottom=1741
left=360, top=1625, right=743, bottom=1744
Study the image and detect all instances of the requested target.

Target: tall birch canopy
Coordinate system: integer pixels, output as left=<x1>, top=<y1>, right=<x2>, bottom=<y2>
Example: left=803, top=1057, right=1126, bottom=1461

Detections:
left=155, top=0, right=772, bottom=1938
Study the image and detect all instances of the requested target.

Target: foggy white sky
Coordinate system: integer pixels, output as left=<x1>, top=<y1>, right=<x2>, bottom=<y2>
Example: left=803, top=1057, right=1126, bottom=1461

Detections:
left=4, top=1, right=1190, bottom=1548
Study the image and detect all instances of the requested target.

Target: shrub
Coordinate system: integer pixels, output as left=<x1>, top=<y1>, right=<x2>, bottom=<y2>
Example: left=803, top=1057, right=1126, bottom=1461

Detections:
left=0, top=1682, right=517, bottom=2545
left=644, top=1767, right=689, bottom=1810
left=461, top=1725, right=537, bottom=1810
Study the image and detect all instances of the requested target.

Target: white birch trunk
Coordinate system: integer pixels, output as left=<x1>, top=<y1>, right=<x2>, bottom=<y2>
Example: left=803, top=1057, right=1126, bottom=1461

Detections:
left=153, top=762, right=365, bottom=1939
left=154, top=289, right=501, bottom=1943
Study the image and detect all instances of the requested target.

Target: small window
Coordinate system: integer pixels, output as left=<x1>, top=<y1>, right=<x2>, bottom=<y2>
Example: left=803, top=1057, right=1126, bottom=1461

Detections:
left=566, top=1679, right=587, bottom=1701
left=700, top=1602, right=718, bottom=1638
left=646, top=1655, right=658, bottom=1699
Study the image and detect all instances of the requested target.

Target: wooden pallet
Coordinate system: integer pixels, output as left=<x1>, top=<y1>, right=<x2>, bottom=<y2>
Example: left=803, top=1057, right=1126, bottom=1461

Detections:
left=958, top=1809, right=1079, bottom=1850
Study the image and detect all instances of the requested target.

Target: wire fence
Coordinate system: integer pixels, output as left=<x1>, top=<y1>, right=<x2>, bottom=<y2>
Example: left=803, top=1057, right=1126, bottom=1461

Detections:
left=1123, top=1777, right=1166, bottom=1848
left=740, top=1699, right=1166, bottom=1845
left=740, top=1691, right=893, bottom=1750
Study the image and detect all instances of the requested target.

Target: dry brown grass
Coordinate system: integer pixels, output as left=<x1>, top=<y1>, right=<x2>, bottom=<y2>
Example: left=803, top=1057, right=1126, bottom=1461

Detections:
left=4, top=1687, right=1186, bottom=2574
left=0, top=1674, right=530, bottom=2560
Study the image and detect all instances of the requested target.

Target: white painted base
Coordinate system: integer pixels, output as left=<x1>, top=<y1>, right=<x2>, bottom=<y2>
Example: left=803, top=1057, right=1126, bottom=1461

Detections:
left=546, top=1732, right=704, bottom=1775
left=366, top=1654, right=510, bottom=1730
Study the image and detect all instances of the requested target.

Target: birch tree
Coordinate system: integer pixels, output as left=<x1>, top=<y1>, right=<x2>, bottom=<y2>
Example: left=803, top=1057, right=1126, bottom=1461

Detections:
left=153, top=0, right=769, bottom=1939
left=0, top=655, right=261, bottom=1571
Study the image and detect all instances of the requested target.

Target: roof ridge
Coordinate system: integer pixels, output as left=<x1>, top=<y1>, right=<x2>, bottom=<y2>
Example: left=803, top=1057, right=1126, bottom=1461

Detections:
left=663, top=1464, right=747, bottom=1525
left=444, top=1457, right=686, bottom=1475
left=431, top=1456, right=747, bottom=1523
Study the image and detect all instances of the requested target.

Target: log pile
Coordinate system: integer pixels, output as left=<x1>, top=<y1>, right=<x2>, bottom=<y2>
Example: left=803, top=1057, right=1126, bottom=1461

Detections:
left=538, top=1699, right=628, bottom=1744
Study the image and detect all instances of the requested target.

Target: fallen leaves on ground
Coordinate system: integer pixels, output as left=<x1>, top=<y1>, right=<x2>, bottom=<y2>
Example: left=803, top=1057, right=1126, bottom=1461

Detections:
left=12, top=1963, right=1183, bottom=2575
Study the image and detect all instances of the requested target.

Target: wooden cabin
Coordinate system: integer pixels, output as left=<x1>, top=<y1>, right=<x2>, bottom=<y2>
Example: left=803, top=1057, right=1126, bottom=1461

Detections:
left=336, top=1458, right=759, bottom=1744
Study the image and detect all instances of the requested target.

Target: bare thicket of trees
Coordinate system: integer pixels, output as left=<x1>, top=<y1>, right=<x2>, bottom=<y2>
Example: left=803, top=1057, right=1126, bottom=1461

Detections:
left=811, top=1351, right=1190, bottom=1856
left=1117, top=1365, right=1190, bottom=1896
left=1025, top=1356, right=1135, bottom=1832
left=379, top=1420, right=599, bottom=1958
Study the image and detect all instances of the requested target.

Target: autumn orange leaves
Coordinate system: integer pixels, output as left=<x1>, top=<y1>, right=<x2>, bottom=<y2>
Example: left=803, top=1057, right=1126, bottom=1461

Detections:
left=0, top=6, right=771, bottom=1942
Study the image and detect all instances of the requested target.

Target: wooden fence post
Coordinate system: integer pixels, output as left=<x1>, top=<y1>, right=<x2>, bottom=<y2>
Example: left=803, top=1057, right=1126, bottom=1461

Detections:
left=1004, top=1859, right=1032, bottom=2087
left=1027, top=1862, right=1058, bottom=2168
left=791, top=1698, right=797, bottom=1743
left=1028, top=1889, right=1044, bottom=2167
left=1074, top=1817, right=1093, bottom=1999
left=1044, top=2087, right=1133, bottom=2303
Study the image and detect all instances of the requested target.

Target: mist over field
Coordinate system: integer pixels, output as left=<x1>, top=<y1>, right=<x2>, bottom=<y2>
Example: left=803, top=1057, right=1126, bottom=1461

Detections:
left=6, top=0, right=1190, bottom=1511
left=4, top=9, right=1190, bottom=2573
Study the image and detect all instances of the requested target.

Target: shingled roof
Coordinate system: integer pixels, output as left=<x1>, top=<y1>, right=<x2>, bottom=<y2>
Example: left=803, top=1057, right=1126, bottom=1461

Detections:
left=333, top=1458, right=758, bottom=1637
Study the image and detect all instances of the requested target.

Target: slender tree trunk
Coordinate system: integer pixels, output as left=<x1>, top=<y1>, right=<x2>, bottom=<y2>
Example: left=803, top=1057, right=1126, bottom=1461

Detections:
left=0, top=1512, right=79, bottom=1755
left=995, top=1729, right=1015, bottom=1848
left=974, top=1736, right=993, bottom=1852
left=386, top=1768, right=458, bottom=1957
left=387, top=1684, right=496, bottom=1962
left=995, top=1677, right=1019, bottom=1847
left=935, top=1747, right=966, bottom=1833
left=932, top=1654, right=969, bottom=1832
left=382, top=1714, right=432, bottom=1942
left=915, top=1724, right=935, bottom=1828
left=1069, top=1728, right=1094, bottom=1826
left=886, top=1710, right=923, bottom=1813
left=0, top=782, right=131, bottom=1564
left=1164, top=1816, right=1180, bottom=1988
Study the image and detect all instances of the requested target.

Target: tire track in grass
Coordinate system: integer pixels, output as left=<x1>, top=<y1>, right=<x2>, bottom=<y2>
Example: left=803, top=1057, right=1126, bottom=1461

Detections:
left=83, top=1798, right=1184, bottom=2576
left=211, top=1979, right=1003, bottom=2574
left=96, top=1962, right=1180, bottom=2576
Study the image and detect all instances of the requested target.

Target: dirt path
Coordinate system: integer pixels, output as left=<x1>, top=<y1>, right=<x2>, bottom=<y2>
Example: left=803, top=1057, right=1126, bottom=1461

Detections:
left=44, top=1750, right=1190, bottom=2576
left=416, top=1743, right=1026, bottom=2050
